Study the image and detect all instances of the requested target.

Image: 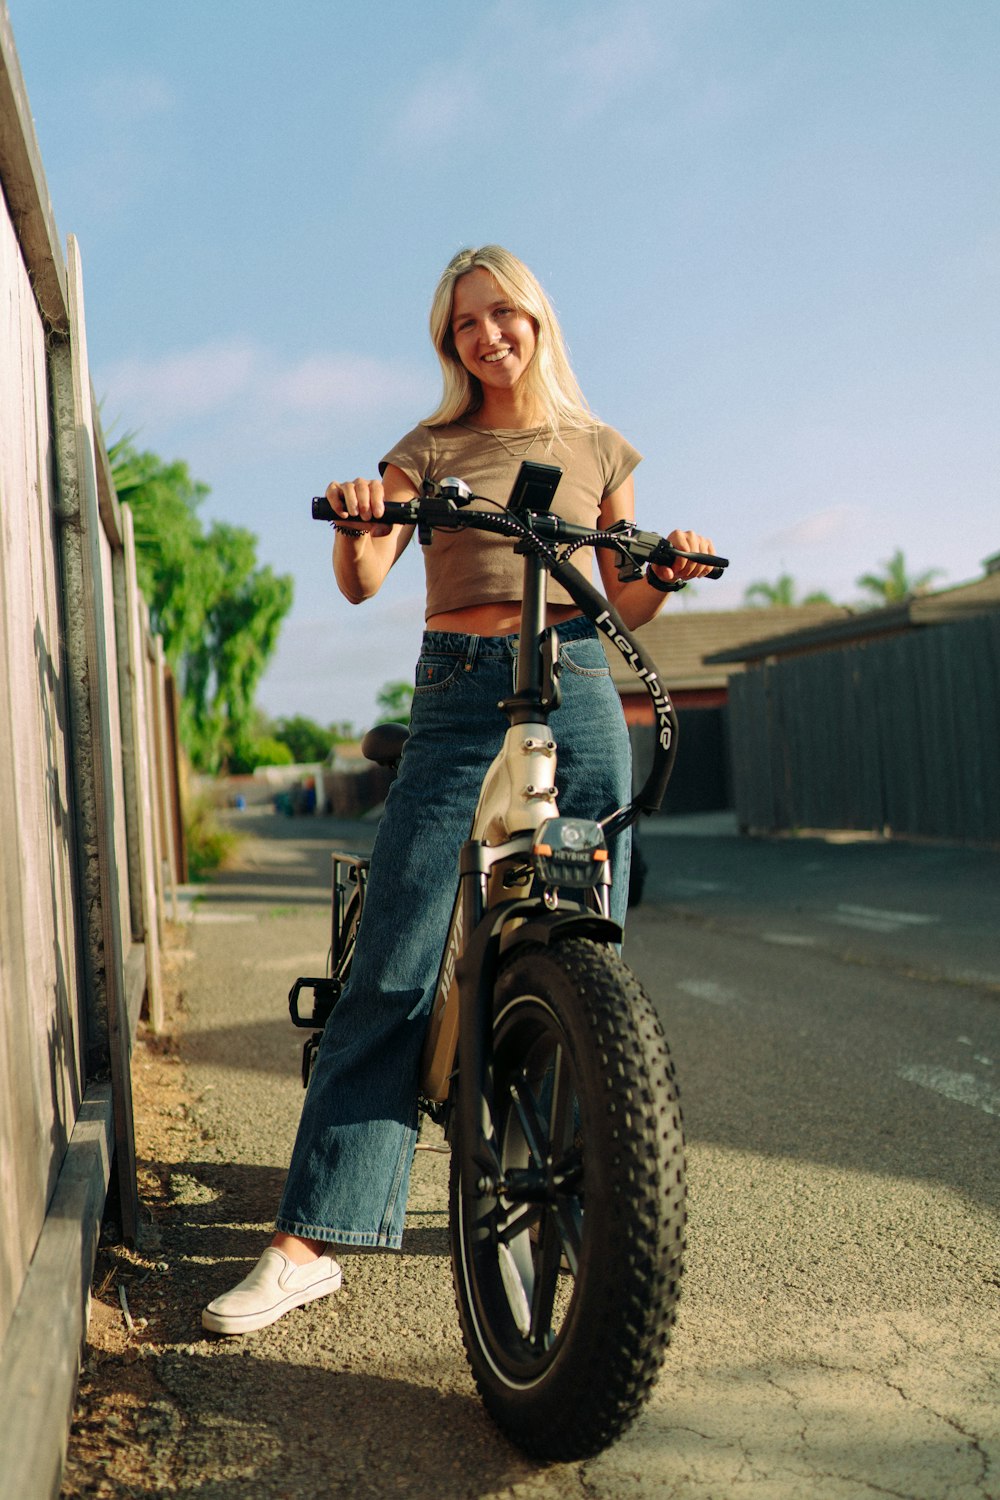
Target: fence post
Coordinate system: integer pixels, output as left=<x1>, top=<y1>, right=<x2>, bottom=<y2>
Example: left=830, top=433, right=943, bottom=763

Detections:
left=152, top=635, right=180, bottom=921
left=120, top=504, right=164, bottom=1030
left=49, top=234, right=138, bottom=1243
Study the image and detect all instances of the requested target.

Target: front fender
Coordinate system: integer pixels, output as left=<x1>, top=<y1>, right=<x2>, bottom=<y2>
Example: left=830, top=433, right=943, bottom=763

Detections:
left=499, top=908, right=622, bottom=951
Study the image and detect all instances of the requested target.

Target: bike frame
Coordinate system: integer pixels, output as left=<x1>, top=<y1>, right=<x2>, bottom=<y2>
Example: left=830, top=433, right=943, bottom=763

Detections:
left=309, top=480, right=726, bottom=1197
left=420, top=542, right=680, bottom=1218
left=420, top=543, right=614, bottom=1104
left=304, top=477, right=725, bottom=1455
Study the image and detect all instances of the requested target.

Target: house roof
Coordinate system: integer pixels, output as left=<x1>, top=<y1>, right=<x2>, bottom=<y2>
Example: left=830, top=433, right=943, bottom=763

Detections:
left=705, top=562, right=1000, bottom=666
left=605, top=602, right=851, bottom=694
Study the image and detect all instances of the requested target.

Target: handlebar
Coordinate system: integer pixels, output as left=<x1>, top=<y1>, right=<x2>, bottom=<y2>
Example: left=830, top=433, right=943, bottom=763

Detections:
left=312, top=477, right=729, bottom=828
left=311, top=491, right=729, bottom=579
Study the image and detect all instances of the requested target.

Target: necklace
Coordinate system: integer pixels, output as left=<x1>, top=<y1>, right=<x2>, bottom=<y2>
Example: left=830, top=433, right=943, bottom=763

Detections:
left=460, top=422, right=548, bottom=460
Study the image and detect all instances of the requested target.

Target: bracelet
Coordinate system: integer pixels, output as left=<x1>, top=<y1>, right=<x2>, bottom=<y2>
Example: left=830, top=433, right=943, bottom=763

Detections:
left=331, top=522, right=374, bottom=537
left=645, top=569, right=687, bottom=594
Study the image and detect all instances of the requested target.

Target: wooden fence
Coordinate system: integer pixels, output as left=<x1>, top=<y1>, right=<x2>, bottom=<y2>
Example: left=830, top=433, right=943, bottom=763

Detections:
left=0, top=15, right=183, bottom=1497
left=726, top=614, right=1000, bottom=844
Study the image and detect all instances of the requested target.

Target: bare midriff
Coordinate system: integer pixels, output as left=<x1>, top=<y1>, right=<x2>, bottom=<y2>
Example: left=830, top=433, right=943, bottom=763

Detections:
left=425, top=600, right=583, bottom=637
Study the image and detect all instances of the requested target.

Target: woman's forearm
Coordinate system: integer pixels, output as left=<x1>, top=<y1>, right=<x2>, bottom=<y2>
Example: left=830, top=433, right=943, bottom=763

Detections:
left=610, top=577, right=675, bottom=630
left=333, top=529, right=401, bottom=604
left=327, top=466, right=417, bottom=603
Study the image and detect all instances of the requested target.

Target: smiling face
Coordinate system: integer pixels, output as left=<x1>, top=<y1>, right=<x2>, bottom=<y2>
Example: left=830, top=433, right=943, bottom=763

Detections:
left=449, top=267, right=538, bottom=397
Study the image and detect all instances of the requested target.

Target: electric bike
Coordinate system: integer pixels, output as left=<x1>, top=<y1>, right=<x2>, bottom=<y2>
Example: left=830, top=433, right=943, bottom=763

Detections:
left=290, top=467, right=727, bottom=1459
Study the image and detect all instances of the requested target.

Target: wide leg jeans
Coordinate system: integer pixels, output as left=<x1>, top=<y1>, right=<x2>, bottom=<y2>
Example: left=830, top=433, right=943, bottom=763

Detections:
left=275, top=617, right=632, bottom=1248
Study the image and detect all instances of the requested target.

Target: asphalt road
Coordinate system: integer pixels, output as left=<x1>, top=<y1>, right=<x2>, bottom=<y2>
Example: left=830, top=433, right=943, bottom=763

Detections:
left=161, top=811, right=998, bottom=1499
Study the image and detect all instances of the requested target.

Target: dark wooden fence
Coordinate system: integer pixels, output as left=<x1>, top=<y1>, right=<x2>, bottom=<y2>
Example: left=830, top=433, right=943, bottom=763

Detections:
left=726, top=615, right=1000, bottom=843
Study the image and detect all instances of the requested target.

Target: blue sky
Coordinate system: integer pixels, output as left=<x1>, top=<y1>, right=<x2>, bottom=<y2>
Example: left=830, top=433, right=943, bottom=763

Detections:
left=11, top=1, right=999, bottom=730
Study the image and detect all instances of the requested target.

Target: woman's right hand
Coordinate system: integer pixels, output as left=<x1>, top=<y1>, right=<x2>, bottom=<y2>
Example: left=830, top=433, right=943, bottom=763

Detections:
left=325, top=478, right=393, bottom=538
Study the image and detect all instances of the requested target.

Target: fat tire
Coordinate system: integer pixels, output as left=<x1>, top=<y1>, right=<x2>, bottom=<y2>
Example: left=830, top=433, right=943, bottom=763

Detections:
left=449, top=937, right=686, bottom=1461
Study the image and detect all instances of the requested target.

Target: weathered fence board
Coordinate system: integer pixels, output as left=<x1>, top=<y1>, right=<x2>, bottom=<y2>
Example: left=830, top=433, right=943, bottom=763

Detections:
left=728, top=617, right=1000, bottom=843
left=1, top=20, right=185, bottom=1495
left=58, top=232, right=139, bottom=1242
left=0, top=187, right=82, bottom=1349
left=121, top=506, right=164, bottom=1030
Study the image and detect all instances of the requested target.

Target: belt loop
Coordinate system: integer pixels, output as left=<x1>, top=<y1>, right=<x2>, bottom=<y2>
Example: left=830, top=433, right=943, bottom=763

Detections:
left=464, top=634, right=479, bottom=671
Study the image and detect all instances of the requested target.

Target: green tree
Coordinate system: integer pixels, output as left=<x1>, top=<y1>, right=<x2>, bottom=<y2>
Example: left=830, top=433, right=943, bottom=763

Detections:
left=272, top=715, right=337, bottom=764
left=743, top=574, right=833, bottom=607
left=249, top=735, right=295, bottom=768
left=855, top=549, right=942, bottom=607
left=110, top=438, right=293, bottom=772
left=375, top=680, right=414, bottom=726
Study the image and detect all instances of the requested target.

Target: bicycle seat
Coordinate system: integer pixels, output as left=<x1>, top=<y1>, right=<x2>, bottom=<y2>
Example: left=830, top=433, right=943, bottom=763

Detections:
left=361, top=722, right=409, bottom=768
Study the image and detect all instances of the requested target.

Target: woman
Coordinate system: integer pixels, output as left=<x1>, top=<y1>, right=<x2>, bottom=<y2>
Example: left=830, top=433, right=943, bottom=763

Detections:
left=202, top=246, right=715, bottom=1335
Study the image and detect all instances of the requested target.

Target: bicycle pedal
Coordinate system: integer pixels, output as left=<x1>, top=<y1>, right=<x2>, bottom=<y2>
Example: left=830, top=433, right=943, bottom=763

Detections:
left=288, top=976, right=340, bottom=1027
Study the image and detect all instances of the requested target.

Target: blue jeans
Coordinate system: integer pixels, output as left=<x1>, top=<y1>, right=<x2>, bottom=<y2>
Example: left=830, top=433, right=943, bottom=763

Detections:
left=276, top=617, right=632, bottom=1249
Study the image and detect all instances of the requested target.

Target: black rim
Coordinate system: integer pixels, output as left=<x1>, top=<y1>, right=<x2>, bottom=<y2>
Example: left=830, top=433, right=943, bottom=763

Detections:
left=460, top=994, right=585, bottom=1386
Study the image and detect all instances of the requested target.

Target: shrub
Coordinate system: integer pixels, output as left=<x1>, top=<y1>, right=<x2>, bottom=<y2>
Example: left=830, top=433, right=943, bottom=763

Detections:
left=185, top=795, right=240, bottom=879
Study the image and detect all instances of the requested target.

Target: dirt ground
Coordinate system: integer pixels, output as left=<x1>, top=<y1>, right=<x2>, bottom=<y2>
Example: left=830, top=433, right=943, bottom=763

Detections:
left=61, top=934, right=209, bottom=1499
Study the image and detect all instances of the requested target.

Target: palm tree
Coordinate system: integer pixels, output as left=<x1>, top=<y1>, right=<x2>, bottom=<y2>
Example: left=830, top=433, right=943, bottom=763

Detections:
left=743, top=574, right=833, bottom=607
left=855, top=549, right=942, bottom=607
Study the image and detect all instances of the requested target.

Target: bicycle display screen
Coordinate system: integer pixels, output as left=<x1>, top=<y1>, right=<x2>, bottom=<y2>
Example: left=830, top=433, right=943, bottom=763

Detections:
left=507, top=461, right=563, bottom=516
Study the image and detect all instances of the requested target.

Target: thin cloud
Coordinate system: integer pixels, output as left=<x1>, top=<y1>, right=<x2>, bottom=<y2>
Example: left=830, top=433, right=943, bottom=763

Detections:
left=764, top=504, right=864, bottom=551
left=393, top=76, right=478, bottom=150
left=271, top=354, right=425, bottom=413
left=556, top=6, right=662, bottom=119
left=103, top=340, right=259, bottom=423
left=101, top=339, right=428, bottom=438
left=386, top=1, right=661, bottom=149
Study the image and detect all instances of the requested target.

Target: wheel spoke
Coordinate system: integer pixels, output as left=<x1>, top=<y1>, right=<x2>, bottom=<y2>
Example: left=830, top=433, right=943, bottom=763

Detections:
left=508, top=1073, right=548, bottom=1168
left=528, top=1212, right=564, bottom=1348
left=549, top=1193, right=583, bottom=1276
left=496, top=1200, right=542, bottom=1245
left=547, top=1044, right=573, bottom=1154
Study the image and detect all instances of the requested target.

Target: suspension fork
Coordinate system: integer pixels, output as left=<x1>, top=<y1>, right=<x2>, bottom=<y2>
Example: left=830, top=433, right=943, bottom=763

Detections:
left=453, top=853, right=621, bottom=1205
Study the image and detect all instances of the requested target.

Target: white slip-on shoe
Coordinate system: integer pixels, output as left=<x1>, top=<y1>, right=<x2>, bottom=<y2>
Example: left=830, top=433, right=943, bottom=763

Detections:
left=202, top=1248, right=342, bottom=1336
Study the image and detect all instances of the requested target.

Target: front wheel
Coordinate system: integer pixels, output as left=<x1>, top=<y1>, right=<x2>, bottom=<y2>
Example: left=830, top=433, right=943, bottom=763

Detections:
left=449, top=938, right=686, bottom=1461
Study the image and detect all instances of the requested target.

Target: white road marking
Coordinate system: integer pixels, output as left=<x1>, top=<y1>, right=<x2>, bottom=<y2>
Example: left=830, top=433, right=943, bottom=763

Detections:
left=762, top=932, right=818, bottom=948
left=829, top=911, right=898, bottom=933
left=954, top=969, right=1000, bottom=989
left=676, top=979, right=739, bottom=1006
left=840, top=903, right=938, bottom=925
left=898, top=1064, right=1000, bottom=1119
left=667, top=879, right=725, bottom=895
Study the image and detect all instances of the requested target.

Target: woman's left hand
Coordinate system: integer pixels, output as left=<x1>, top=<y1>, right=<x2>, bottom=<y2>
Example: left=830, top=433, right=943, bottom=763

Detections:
left=650, top=529, right=717, bottom=586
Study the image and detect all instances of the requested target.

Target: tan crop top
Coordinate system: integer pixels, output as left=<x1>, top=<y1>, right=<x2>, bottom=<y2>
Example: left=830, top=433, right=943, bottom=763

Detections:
left=379, top=421, right=642, bottom=619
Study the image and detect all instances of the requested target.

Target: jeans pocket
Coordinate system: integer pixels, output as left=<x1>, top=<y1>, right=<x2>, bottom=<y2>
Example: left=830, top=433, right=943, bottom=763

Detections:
left=414, top=653, right=463, bottom=693
left=559, top=639, right=611, bottom=678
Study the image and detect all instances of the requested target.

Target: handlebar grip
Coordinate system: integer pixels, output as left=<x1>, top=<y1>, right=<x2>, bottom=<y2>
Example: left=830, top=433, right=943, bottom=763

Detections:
left=651, top=539, right=729, bottom=578
left=680, top=552, right=728, bottom=573
left=311, top=496, right=419, bottom=525
left=672, top=547, right=728, bottom=572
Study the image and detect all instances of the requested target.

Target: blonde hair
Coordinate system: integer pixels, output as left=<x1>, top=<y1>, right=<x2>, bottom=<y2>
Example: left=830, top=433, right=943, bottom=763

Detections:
left=423, top=245, right=595, bottom=432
